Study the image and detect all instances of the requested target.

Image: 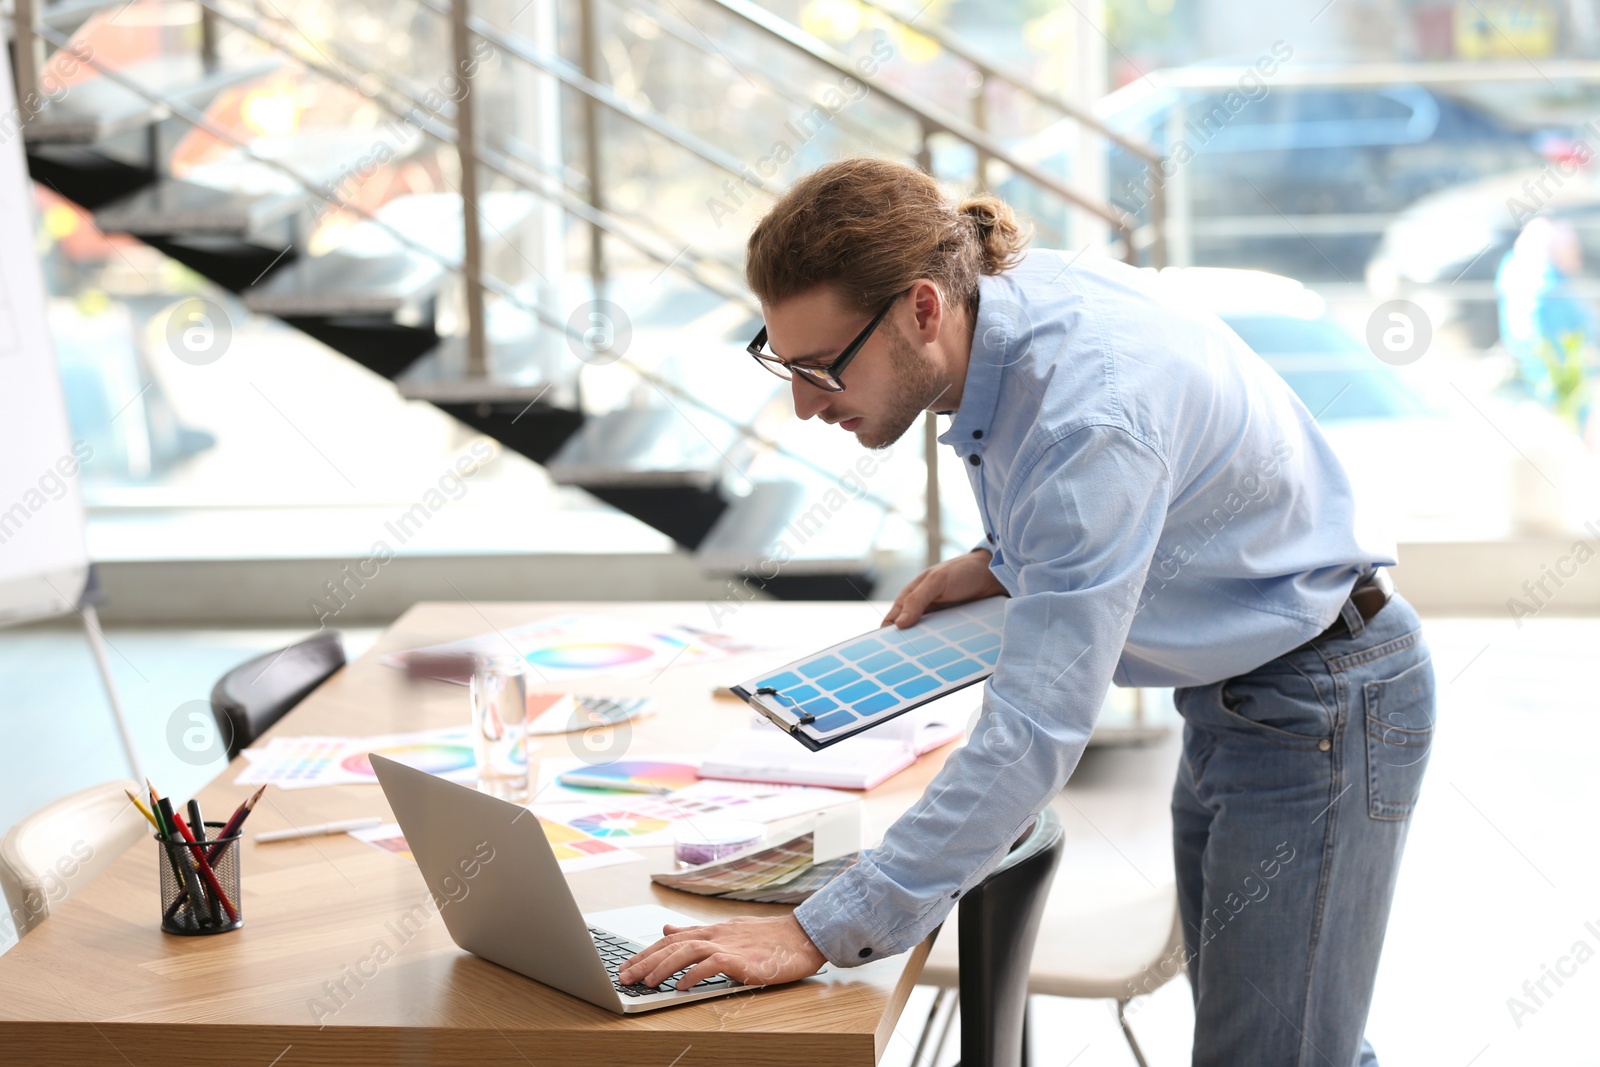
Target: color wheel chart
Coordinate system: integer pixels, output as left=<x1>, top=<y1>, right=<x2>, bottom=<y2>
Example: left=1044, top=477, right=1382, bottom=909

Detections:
left=732, top=596, right=1007, bottom=750
left=341, top=741, right=476, bottom=779
left=350, top=819, right=638, bottom=873
left=237, top=727, right=483, bottom=789
left=565, top=811, right=674, bottom=840
left=524, top=641, right=653, bottom=671
left=555, top=759, right=701, bottom=794
left=382, top=614, right=726, bottom=683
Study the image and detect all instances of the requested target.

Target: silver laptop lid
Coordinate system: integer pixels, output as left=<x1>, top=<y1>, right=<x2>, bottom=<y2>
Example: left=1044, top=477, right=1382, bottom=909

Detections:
left=369, top=753, right=619, bottom=1008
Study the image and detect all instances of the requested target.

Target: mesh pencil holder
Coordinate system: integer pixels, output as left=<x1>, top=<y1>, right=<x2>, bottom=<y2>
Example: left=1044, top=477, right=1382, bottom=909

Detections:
left=158, top=821, right=243, bottom=935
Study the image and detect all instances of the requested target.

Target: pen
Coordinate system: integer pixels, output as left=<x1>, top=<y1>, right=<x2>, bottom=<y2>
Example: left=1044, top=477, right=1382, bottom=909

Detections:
left=159, top=800, right=215, bottom=920
left=254, top=817, right=382, bottom=843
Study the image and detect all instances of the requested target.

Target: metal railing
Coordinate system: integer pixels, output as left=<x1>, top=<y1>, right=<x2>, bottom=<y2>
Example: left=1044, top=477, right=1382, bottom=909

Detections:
left=6, top=0, right=1156, bottom=567
left=691, top=0, right=1145, bottom=261
left=220, top=0, right=754, bottom=304
left=849, top=0, right=1167, bottom=266
left=192, top=0, right=756, bottom=317
left=12, top=15, right=968, bottom=558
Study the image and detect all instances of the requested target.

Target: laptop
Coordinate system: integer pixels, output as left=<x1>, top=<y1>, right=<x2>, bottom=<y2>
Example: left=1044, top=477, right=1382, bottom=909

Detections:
left=370, top=753, right=759, bottom=1012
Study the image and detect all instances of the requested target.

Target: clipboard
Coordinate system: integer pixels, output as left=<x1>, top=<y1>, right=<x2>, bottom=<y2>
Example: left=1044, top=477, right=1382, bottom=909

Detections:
left=729, top=597, right=1006, bottom=750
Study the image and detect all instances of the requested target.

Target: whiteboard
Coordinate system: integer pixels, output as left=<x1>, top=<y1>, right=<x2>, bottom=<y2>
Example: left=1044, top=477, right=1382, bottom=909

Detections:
left=0, top=47, right=92, bottom=625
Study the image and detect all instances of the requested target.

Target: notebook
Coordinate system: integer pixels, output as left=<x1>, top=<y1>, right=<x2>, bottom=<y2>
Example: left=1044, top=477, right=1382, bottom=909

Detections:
left=698, top=704, right=967, bottom=790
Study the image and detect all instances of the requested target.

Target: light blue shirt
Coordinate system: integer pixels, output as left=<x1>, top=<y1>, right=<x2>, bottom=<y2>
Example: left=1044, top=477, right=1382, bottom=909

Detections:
left=793, top=249, right=1394, bottom=967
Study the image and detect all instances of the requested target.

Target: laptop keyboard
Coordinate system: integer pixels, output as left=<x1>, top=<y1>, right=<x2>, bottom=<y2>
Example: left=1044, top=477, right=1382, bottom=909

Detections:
left=588, top=926, right=735, bottom=998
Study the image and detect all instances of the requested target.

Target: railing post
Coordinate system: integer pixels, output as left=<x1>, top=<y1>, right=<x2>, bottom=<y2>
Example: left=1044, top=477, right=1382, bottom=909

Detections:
left=13, top=0, right=42, bottom=107
left=578, top=0, right=605, bottom=300
left=923, top=411, right=941, bottom=568
left=914, top=121, right=932, bottom=175
left=201, top=5, right=221, bottom=72
left=969, top=69, right=988, bottom=191
left=1164, top=97, right=1191, bottom=268
left=450, top=0, right=489, bottom=376
left=1147, top=158, right=1168, bottom=269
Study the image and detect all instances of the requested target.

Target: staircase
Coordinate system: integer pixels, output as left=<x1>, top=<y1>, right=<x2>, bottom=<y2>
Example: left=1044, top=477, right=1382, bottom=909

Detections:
left=7, top=0, right=1163, bottom=600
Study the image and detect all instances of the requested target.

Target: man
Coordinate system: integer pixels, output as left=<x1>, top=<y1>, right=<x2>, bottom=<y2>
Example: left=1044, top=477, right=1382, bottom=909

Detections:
left=621, top=157, right=1435, bottom=1067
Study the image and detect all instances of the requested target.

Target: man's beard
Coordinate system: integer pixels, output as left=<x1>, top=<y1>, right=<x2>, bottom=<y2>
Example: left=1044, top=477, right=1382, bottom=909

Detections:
left=856, top=327, right=950, bottom=449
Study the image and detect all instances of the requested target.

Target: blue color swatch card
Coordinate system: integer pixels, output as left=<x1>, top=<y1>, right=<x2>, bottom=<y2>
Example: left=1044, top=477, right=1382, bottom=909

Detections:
left=731, top=596, right=1006, bottom=750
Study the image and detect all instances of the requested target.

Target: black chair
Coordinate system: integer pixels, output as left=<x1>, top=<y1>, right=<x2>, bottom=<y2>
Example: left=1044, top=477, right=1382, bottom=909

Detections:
left=916, top=806, right=1065, bottom=1067
left=210, top=631, right=346, bottom=758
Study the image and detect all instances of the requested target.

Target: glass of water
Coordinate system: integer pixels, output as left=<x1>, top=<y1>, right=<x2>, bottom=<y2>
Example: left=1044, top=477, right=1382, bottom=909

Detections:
left=469, top=654, right=529, bottom=803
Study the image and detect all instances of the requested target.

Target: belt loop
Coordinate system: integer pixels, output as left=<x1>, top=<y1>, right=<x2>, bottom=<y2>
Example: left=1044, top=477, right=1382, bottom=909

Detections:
left=1339, top=590, right=1366, bottom=639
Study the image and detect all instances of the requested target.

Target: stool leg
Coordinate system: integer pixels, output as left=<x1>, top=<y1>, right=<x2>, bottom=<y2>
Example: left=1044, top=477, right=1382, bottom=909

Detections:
left=1022, top=996, right=1032, bottom=1067
left=1116, top=998, right=1150, bottom=1067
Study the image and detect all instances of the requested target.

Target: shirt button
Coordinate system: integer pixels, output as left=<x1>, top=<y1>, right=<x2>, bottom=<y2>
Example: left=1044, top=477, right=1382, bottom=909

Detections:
left=858, top=947, right=873, bottom=958
left=986, top=532, right=995, bottom=543
left=969, top=455, right=981, bottom=466
left=972, top=429, right=983, bottom=439
left=1318, top=738, right=1332, bottom=752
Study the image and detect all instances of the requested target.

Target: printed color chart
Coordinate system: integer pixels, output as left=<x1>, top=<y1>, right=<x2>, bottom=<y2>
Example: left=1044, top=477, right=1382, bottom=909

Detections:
left=381, top=615, right=726, bottom=683
left=731, top=596, right=1006, bottom=750
left=237, top=727, right=488, bottom=789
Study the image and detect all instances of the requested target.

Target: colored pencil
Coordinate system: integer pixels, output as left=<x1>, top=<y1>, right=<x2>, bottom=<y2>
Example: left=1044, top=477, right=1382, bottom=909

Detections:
left=123, top=789, right=160, bottom=833
left=146, top=778, right=170, bottom=838
left=206, top=785, right=265, bottom=863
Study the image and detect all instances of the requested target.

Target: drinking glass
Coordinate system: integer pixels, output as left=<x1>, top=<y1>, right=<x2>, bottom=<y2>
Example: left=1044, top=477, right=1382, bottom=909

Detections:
left=469, top=654, right=529, bottom=802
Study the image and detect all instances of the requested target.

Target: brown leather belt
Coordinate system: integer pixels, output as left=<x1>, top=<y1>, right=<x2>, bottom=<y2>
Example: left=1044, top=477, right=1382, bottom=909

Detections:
left=1289, top=568, right=1394, bottom=654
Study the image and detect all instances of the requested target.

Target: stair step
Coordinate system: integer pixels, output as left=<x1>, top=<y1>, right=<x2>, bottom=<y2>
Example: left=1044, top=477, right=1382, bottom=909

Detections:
left=24, top=142, right=156, bottom=210
left=38, top=0, right=124, bottom=35
left=279, top=314, right=438, bottom=380
left=24, top=55, right=280, bottom=144
left=545, top=406, right=746, bottom=490
left=396, top=334, right=565, bottom=402
left=94, top=127, right=427, bottom=237
left=696, top=480, right=882, bottom=576
left=96, top=176, right=305, bottom=237
left=431, top=399, right=584, bottom=467
left=243, top=248, right=441, bottom=316
left=243, top=191, right=537, bottom=317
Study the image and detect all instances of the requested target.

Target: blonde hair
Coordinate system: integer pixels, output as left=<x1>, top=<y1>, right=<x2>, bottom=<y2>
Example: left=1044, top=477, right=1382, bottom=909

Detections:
left=745, top=157, right=1029, bottom=316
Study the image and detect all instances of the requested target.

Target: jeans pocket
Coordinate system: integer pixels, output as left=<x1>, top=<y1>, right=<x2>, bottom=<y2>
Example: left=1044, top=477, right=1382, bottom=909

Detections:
left=1213, top=669, right=1331, bottom=752
left=1363, top=655, right=1437, bottom=820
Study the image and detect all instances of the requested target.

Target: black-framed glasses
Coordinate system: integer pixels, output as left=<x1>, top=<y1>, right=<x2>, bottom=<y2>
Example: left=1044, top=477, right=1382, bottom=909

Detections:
left=746, top=289, right=906, bottom=393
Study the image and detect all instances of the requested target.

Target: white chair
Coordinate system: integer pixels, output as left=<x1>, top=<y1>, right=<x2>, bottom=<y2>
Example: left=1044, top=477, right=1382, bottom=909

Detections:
left=0, top=779, right=147, bottom=942
left=917, top=877, right=1185, bottom=1067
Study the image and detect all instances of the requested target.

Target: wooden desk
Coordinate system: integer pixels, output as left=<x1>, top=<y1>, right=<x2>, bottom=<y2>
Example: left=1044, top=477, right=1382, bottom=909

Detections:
left=0, top=602, right=963, bottom=1066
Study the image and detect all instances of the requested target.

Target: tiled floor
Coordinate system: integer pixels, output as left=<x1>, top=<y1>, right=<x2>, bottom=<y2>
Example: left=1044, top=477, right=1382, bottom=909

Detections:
left=2, top=614, right=1596, bottom=1066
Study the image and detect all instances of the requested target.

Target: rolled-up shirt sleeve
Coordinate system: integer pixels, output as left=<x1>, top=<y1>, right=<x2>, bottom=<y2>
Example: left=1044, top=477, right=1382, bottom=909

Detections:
left=794, top=424, right=1172, bottom=965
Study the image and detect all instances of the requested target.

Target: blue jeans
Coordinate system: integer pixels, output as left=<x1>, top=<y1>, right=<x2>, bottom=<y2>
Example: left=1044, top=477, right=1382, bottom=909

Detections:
left=1171, top=591, right=1435, bottom=1067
